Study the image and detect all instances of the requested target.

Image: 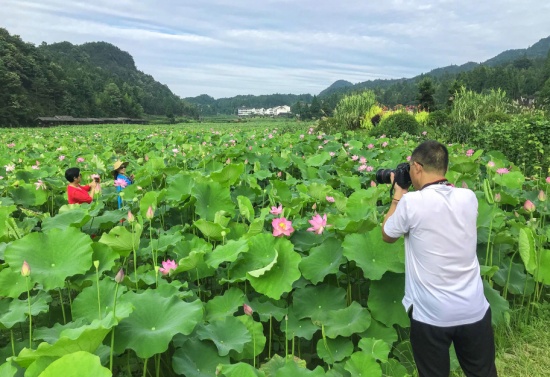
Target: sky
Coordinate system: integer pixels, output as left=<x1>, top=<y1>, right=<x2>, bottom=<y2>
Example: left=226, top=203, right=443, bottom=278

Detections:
left=2, top=0, right=550, bottom=99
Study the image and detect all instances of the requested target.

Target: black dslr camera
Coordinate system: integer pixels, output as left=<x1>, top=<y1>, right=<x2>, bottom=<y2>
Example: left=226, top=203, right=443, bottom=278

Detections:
left=375, top=162, right=412, bottom=189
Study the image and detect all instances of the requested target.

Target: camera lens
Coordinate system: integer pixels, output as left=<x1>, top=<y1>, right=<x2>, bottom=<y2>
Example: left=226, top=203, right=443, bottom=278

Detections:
left=375, top=169, right=393, bottom=184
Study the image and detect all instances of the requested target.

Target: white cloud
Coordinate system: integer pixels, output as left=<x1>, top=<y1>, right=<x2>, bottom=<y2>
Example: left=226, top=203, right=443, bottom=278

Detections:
left=2, top=0, right=550, bottom=98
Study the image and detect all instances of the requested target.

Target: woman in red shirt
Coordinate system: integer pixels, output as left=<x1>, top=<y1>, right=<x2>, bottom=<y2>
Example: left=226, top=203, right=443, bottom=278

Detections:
left=65, top=167, right=99, bottom=204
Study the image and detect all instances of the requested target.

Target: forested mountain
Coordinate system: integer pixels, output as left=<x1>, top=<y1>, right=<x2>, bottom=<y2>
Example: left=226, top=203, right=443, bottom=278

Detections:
left=0, top=28, right=198, bottom=126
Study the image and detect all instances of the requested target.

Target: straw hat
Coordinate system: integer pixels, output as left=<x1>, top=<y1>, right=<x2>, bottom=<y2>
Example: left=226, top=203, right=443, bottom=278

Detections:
left=112, top=161, right=129, bottom=173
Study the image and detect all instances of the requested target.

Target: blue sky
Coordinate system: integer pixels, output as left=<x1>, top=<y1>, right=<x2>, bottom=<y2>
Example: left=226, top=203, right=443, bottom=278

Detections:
left=3, top=0, right=550, bottom=98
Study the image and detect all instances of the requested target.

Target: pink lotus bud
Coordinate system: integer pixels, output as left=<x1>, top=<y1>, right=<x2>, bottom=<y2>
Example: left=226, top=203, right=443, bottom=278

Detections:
left=243, top=303, right=253, bottom=316
left=146, top=206, right=154, bottom=220
left=494, top=193, right=501, bottom=203
left=21, top=261, right=31, bottom=277
left=538, top=190, right=547, bottom=202
left=127, top=211, right=135, bottom=223
left=115, top=268, right=125, bottom=283
left=524, top=200, right=535, bottom=213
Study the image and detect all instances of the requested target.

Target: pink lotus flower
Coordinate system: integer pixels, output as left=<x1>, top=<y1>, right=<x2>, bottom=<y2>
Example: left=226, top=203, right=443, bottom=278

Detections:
left=422, top=131, right=427, bottom=136
left=127, top=211, right=135, bottom=223
left=4, top=163, right=15, bottom=172
left=31, top=165, right=39, bottom=170
left=524, top=200, right=536, bottom=213
left=146, top=206, right=154, bottom=220
left=270, top=204, right=283, bottom=215
left=159, top=259, right=178, bottom=275
left=34, top=180, right=46, bottom=190
left=406, top=156, right=411, bottom=161
left=307, top=214, right=329, bottom=235
left=172, top=148, right=179, bottom=153
left=272, top=217, right=294, bottom=237
left=466, top=149, right=474, bottom=157
left=115, top=268, right=125, bottom=283
left=59, top=155, right=66, bottom=161
left=546, top=177, right=550, bottom=184
left=351, top=155, right=359, bottom=161
left=382, top=142, right=388, bottom=147
left=358, top=165, right=367, bottom=172
left=367, top=144, right=374, bottom=149
left=487, top=161, right=495, bottom=168
left=243, top=303, right=254, bottom=316
left=77, top=157, right=85, bottom=163
left=114, top=178, right=128, bottom=188
left=494, top=193, right=501, bottom=203
left=370, top=180, right=377, bottom=187
left=538, top=190, right=547, bottom=202
left=21, top=261, right=31, bottom=277
left=326, top=196, right=335, bottom=203
left=7, top=143, right=15, bottom=148
left=366, top=166, right=374, bottom=172
left=496, top=168, right=509, bottom=175
left=359, top=157, right=367, bottom=164
left=329, top=152, right=335, bottom=157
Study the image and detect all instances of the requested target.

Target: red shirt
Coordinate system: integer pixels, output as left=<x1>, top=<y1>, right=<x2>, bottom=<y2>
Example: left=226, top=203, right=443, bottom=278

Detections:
left=67, top=185, right=92, bottom=204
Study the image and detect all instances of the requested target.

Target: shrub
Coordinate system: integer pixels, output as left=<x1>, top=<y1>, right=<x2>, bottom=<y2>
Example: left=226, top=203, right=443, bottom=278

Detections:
left=428, top=110, right=450, bottom=128
left=414, top=111, right=430, bottom=127
left=333, top=91, right=377, bottom=131
left=480, top=112, right=512, bottom=124
left=362, top=104, right=384, bottom=131
left=371, top=112, right=420, bottom=137
left=450, top=87, right=510, bottom=124
left=317, top=117, right=346, bottom=134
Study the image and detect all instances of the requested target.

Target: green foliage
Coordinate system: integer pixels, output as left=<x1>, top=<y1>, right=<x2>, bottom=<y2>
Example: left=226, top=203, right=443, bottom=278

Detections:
left=417, top=77, right=435, bottom=111
left=427, top=110, right=450, bottom=127
left=450, top=87, right=510, bottom=124
left=372, top=112, right=420, bottom=137
left=317, top=117, right=346, bottom=134
left=334, top=91, right=377, bottom=131
left=362, top=105, right=384, bottom=131
left=479, top=112, right=512, bottom=124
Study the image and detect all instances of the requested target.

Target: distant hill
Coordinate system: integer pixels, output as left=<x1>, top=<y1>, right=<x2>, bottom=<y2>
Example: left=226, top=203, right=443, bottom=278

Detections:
left=0, top=28, right=198, bottom=126
left=485, top=35, right=550, bottom=66
left=318, top=80, right=354, bottom=97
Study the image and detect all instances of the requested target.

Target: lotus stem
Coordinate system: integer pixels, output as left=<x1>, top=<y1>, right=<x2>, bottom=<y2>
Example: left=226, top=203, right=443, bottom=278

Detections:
left=25, top=276, right=32, bottom=349
left=284, top=315, right=288, bottom=361
left=110, top=280, right=121, bottom=372
left=58, top=287, right=66, bottom=324
left=95, top=263, right=101, bottom=320
left=10, top=329, right=15, bottom=356
left=268, top=315, right=272, bottom=359
left=131, top=222, right=138, bottom=290
left=142, top=358, right=148, bottom=377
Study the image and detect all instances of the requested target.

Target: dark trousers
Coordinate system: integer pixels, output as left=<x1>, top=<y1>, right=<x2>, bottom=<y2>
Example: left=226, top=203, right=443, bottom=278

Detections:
left=409, top=307, right=498, bottom=377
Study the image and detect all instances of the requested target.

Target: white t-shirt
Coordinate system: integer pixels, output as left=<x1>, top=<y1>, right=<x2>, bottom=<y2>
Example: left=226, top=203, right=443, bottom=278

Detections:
left=384, top=184, right=489, bottom=327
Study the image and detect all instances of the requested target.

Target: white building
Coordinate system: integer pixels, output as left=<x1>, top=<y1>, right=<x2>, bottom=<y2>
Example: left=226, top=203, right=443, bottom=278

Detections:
left=237, top=105, right=291, bottom=117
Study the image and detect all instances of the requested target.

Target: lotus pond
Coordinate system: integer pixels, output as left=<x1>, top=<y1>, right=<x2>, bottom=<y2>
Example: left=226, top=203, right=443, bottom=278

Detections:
left=0, top=123, right=549, bottom=376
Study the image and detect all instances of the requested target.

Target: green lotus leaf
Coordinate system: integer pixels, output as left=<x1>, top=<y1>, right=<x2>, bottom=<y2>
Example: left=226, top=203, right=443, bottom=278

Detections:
left=331, top=217, right=376, bottom=234
left=346, top=189, right=378, bottom=221
left=519, top=227, right=536, bottom=274
left=0, top=291, right=51, bottom=329
left=139, top=191, right=161, bottom=220
left=72, top=278, right=133, bottom=323
left=98, top=223, right=142, bottom=258
left=115, top=290, right=203, bottom=358
left=205, top=239, right=249, bottom=269
left=483, top=280, right=509, bottom=326
left=246, top=236, right=302, bottom=300
left=192, top=181, right=236, bottom=221
left=318, top=302, right=371, bottom=338
left=196, top=316, right=251, bottom=357
left=37, top=351, right=110, bottom=377
left=292, top=285, right=347, bottom=321
left=260, top=354, right=305, bottom=376
left=172, top=338, right=230, bottom=377
left=274, top=360, right=327, bottom=377
left=231, top=315, right=267, bottom=360
left=493, top=260, right=534, bottom=296
left=380, top=359, right=409, bottom=377
left=0, top=360, right=18, bottom=377
left=175, top=249, right=216, bottom=280
left=248, top=249, right=278, bottom=278
left=359, top=319, right=398, bottom=347
left=14, top=316, right=113, bottom=368
left=306, top=152, right=331, bottom=167
left=316, top=337, right=354, bottom=364
left=283, top=308, right=319, bottom=340
left=237, top=195, right=255, bottom=222
left=307, top=182, right=332, bottom=201
left=342, top=230, right=404, bottom=280
left=358, top=338, right=390, bottom=363
left=0, top=204, right=17, bottom=243
left=368, top=273, right=409, bottom=328
left=10, top=184, right=49, bottom=207
left=253, top=170, right=272, bottom=180
left=0, top=267, right=28, bottom=298
left=217, top=362, right=265, bottom=377
left=534, top=249, right=550, bottom=284
left=228, top=234, right=278, bottom=281
left=33, top=319, right=86, bottom=344
left=92, top=209, right=127, bottom=229
left=41, top=208, right=91, bottom=231
left=271, top=155, right=291, bottom=171
left=299, top=238, right=344, bottom=284
left=210, top=163, right=244, bottom=186
left=165, top=173, right=194, bottom=202
left=248, top=298, right=287, bottom=322
left=4, top=227, right=93, bottom=291
left=89, top=242, right=119, bottom=275
left=205, top=287, right=244, bottom=322
left=270, top=179, right=292, bottom=202
left=493, top=171, right=524, bottom=190
left=344, top=352, right=381, bottom=377
left=394, top=340, right=415, bottom=374
left=194, top=218, right=229, bottom=240
left=340, top=176, right=362, bottom=191
left=142, top=233, right=183, bottom=255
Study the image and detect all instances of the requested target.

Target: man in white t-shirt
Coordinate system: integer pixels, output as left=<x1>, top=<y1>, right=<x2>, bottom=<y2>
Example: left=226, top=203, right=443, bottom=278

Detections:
left=382, top=140, right=497, bottom=377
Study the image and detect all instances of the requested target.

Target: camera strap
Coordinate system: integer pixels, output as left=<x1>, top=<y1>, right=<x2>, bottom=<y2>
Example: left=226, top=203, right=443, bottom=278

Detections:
left=420, top=179, right=450, bottom=190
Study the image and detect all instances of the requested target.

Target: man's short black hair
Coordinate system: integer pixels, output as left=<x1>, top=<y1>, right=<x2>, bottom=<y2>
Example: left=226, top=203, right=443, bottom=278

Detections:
left=65, top=167, right=80, bottom=183
left=411, top=140, right=448, bottom=174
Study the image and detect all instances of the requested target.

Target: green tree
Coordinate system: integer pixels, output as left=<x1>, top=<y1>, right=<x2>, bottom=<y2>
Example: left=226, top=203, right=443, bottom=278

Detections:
left=417, top=77, right=435, bottom=111
left=309, top=95, right=321, bottom=119
left=334, top=91, right=377, bottom=130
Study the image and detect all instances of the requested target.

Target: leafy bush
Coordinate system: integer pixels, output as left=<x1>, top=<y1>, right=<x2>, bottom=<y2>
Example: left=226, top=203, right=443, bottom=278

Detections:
left=471, top=115, right=550, bottom=175
left=480, top=112, right=512, bottom=124
left=371, top=112, right=420, bottom=137
left=333, top=91, right=377, bottom=131
left=450, top=87, right=510, bottom=124
left=414, top=111, right=430, bottom=127
left=427, top=110, right=450, bottom=128
left=317, top=117, right=346, bottom=134
left=362, top=104, right=384, bottom=131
